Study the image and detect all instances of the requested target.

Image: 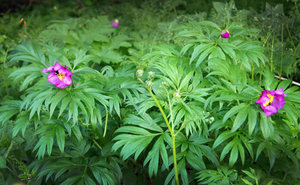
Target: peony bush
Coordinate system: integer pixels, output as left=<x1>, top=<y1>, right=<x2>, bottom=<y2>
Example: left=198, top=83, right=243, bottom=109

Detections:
left=0, top=1, right=300, bottom=185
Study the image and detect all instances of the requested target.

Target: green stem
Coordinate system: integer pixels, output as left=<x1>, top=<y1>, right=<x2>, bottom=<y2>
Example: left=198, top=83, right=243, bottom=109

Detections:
left=286, top=24, right=298, bottom=76
left=103, top=111, right=109, bottom=137
left=172, top=135, right=179, bottom=185
left=280, top=24, right=283, bottom=78
left=270, top=38, right=274, bottom=72
left=1, top=67, right=9, bottom=96
left=140, top=80, right=173, bottom=135
left=82, top=165, right=88, bottom=177
left=5, top=142, right=14, bottom=159
left=251, top=64, right=254, bottom=80
left=91, top=62, right=96, bottom=69
left=138, top=78, right=179, bottom=185
left=175, top=123, right=186, bottom=137
left=92, top=139, right=102, bottom=150
left=165, top=89, right=174, bottom=130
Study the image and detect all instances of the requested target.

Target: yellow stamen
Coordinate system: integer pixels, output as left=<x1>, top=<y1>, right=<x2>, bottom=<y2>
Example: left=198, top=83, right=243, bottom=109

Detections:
left=57, top=73, right=65, bottom=80
left=263, top=93, right=274, bottom=106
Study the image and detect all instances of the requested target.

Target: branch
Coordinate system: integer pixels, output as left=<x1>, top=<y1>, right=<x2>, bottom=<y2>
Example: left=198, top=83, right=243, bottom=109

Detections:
left=274, top=75, right=300, bottom=87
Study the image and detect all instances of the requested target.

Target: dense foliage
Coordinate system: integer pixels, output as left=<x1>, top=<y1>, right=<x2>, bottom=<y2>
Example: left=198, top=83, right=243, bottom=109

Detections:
left=1, top=0, right=300, bottom=184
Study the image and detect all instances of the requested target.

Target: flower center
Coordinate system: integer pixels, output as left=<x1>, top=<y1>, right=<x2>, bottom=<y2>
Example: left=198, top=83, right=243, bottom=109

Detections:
left=263, top=93, right=274, bottom=106
left=55, top=71, right=65, bottom=81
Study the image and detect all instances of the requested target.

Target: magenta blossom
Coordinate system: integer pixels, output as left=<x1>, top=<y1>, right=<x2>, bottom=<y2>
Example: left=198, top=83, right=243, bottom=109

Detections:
left=256, top=88, right=286, bottom=117
left=42, top=61, right=74, bottom=89
left=112, top=19, right=119, bottom=28
left=220, top=29, right=230, bottom=38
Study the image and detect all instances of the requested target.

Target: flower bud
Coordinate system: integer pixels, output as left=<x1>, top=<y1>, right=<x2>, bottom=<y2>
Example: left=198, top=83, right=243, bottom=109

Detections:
left=220, top=29, right=230, bottom=38
left=148, top=71, right=155, bottom=79
left=136, top=69, right=144, bottom=78
left=112, top=19, right=120, bottom=28
left=173, top=92, right=181, bottom=99
left=146, top=80, right=153, bottom=87
left=161, top=82, right=168, bottom=86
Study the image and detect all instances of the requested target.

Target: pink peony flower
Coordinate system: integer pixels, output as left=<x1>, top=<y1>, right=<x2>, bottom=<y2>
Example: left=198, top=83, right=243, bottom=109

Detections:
left=220, top=29, right=230, bottom=38
left=43, top=61, right=74, bottom=89
left=256, top=88, right=286, bottom=117
left=112, top=19, right=119, bottom=28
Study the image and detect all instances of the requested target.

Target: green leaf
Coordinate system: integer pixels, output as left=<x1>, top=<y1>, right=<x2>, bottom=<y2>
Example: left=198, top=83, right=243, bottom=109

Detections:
left=223, top=103, right=247, bottom=123
left=260, top=113, right=274, bottom=139
left=179, top=71, right=194, bottom=90
left=61, top=176, right=81, bottom=185
left=180, top=43, right=193, bottom=55
left=229, top=145, right=238, bottom=167
left=209, top=46, right=226, bottom=60
left=237, top=141, right=245, bottom=165
left=213, top=131, right=235, bottom=148
left=199, top=21, right=221, bottom=30
left=231, top=106, right=248, bottom=132
left=56, top=125, right=65, bottom=153
left=189, top=43, right=212, bottom=64
left=255, top=142, right=265, bottom=161
left=33, top=127, right=55, bottom=158
left=144, top=136, right=162, bottom=177
left=50, top=91, right=68, bottom=118
left=241, top=178, right=253, bottom=185
left=277, top=79, right=291, bottom=90
left=196, top=47, right=214, bottom=67
left=220, top=141, right=234, bottom=161
left=248, top=108, right=257, bottom=135
left=0, top=156, right=6, bottom=168
left=240, top=135, right=254, bottom=159
left=72, top=125, right=82, bottom=140
left=219, top=43, right=236, bottom=59
left=113, top=123, right=160, bottom=161
left=116, top=126, right=151, bottom=135
left=263, top=71, right=274, bottom=90
left=242, top=169, right=257, bottom=181
left=0, top=100, right=21, bottom=125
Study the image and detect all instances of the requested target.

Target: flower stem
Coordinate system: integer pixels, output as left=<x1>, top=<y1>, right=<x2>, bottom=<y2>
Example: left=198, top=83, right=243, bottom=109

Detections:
left=103, top=111, right=109, bottom=137
left=270, top=38, right=274, bottom=72
left=280, top=24, right=283, bottom=78
left=141, top=80, right=173, bottom=135
left=92, top=139, right=102, bottom=150
left=251, top=64, right=254, bottom=80
left=138, top=78, right=179, bottom=185
left=172, top=135, right=179, bottom=185
left=1, top=67, right=9, bottom=96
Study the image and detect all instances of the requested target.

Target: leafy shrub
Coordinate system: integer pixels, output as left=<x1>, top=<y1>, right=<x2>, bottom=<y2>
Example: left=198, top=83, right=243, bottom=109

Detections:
left=1, top=0, right=300, bottom=185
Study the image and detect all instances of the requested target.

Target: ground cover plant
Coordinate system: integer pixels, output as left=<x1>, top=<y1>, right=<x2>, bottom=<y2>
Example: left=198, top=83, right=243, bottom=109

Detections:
left=0, top=0, right=300, bottom=184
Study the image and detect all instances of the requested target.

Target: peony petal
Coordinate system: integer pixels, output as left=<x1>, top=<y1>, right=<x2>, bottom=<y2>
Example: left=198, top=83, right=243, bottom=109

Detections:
left=264, top=110, right=274, bottom=117
left=56, top=82, right=66, bottom=89
left=66, top=70, right=74, bottom=76
left=272, top=95, right=285, bottom=110
left=54, top=61, right=64, bottom=71
left=62, top=76, right=72, bottom=85
left=275, top=88, right=287, bottom=97
left=256, top=90, right=269, bottom=104
left=263, top=105, right=277, bottom=117
left=42, top=66, right=54, bottom=73
left=48, top=72, right=61, bottom=85
left=57, top=65, right=73, bottom=76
